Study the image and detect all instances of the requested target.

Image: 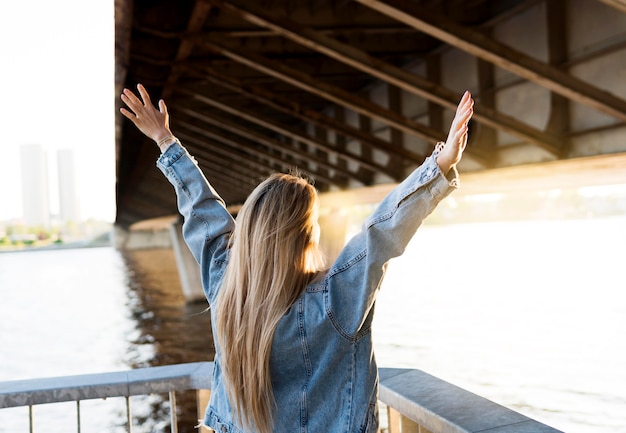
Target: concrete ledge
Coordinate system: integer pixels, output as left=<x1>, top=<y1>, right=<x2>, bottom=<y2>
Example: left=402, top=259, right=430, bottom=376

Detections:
left=0, top=362, right=212, bottom=408
left=379, top=368, right=563, bottom=433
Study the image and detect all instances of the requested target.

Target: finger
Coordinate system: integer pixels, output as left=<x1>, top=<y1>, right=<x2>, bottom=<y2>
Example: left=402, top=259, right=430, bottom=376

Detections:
left=158, top=99, right=168, bottom=115
left=453, top=99, right=473, bottom=126
left=459, top=98, right=473, bottom=116
left=452, top=125, right=468, bottom=145
left=460, top=131, right=468, bottom=150
left=457, top=106, right=473, bottom=127
left=137, top=83, right=151, bottom=106
left=451, top=110, right=472, bottom=134
left=464, top=98, right=474, bottom=115
left=120, top=97, right=138, bottom=117
left=456, top=91, right=470, bottom=113
left=453, top=123, right=469, bottom=143
left=461, top=108, right=473, bottom=125
left=121, top=89, right=143, bottom=111
left=119, top=107, right=136, bottom=121
left=122, top=87, right=142, bottom=106
left=460, top=94, right=474, bottom=115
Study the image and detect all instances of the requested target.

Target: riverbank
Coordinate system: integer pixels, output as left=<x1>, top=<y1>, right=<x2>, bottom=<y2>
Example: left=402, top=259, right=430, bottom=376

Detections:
left=0, top=231, right=111, bottom=253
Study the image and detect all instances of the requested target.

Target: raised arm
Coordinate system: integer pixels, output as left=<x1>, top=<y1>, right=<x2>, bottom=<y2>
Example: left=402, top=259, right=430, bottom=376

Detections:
left=325, top=91, right=474, bottom=336
left=120, top=84, right=236, bottom=300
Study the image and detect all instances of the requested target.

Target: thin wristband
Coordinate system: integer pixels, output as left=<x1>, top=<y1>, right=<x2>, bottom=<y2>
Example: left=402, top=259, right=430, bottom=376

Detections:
left=433, top=141, right=445, bottom=155
left=157, top=135, right=178, bottom=152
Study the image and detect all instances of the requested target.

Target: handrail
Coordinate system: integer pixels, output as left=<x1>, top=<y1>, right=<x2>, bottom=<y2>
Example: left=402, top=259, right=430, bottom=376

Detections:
left=0, top=362, right=563, bottom=433
left=0, top=362, right=212, bottom=408
left=378, top=368, right=563, bottom=433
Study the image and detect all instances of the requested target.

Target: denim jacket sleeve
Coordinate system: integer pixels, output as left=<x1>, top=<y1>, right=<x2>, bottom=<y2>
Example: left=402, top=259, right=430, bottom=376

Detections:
left=325, top=151, right=458, bottom=339
left=155, top=141, right=235, bottom=301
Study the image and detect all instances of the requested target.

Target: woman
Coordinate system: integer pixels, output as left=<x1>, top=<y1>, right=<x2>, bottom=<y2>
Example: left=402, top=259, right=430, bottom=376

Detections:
left=120, top=85, right=473, bottom=433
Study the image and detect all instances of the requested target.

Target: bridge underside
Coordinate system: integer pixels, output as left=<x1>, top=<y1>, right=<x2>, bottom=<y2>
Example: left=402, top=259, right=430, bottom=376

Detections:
left=114, top=0, right=626, bottom=228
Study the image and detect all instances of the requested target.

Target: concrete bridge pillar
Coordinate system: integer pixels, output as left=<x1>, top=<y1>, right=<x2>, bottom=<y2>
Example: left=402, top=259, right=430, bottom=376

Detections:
left=113, top=218, right=205, bottom=303
left=169, top=221, right=205, bottom=302
left=318, top=208, right=349, bottom=265
left=111, top=225, right=129, bottom=250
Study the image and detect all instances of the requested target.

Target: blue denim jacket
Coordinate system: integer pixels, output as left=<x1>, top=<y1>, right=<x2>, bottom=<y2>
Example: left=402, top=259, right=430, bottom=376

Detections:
left=157, top=141, right=458, bottom=433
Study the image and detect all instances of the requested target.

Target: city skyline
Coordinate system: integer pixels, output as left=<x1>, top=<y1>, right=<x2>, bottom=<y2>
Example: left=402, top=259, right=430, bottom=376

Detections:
left=17, top=145, right=82, bottom=228
left=57, top=148, right=81, bottom=224
left=20, top=144, right=50, bottom=227
left=0, top=0, right=115, bottom=223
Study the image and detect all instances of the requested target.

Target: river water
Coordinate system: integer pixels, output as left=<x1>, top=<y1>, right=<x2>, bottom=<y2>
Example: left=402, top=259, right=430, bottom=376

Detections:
left=0, top=217, right=625, bottom=433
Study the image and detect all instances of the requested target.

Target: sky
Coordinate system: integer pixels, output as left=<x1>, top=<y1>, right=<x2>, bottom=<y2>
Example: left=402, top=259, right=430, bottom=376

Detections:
left=0, top=0, right=115, bottom=222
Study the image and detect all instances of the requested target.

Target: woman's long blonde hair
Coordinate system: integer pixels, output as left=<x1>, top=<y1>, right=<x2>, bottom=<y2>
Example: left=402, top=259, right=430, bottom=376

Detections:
left=215, top=172, right=324, bottom=433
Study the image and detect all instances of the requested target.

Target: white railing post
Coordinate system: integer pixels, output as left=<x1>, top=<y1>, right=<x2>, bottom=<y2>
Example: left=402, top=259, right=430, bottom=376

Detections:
left=169, top=391, right=178, bottom=433
left=126, top=396, right=133, bottom=433
left=197, top=389, right=211, bottom=433
left=387, top=406, right=421, bottom=433
left=76, top=400, right=81, bottom=433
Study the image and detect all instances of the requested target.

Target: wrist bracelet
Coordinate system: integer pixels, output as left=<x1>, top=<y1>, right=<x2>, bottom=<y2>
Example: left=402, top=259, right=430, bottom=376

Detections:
left=157, top=135, right=177, bottom=151
left=433, top=141, right=445, bottom=155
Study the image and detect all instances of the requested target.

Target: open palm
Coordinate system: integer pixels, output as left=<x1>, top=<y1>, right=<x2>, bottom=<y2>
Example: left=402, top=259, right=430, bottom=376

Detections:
left=437, top=91, right=474, bottom=175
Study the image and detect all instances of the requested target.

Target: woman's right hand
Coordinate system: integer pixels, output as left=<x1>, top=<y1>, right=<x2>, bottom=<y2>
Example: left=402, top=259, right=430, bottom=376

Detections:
left=436, top=91, right=474, bottom=175
left=120, top=83, right=173, bottom=144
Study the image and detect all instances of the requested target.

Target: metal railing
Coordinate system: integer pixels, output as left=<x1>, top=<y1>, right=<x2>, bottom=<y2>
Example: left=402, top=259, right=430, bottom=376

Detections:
left=0, top=362, right=563, bottom=433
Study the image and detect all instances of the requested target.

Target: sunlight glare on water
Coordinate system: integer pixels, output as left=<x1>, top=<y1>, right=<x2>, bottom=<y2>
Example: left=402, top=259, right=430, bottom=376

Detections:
left=0, top=248, right=133, bottom=433
left=374, top=217, right=626, bottom=433
left=1, top=217, right=625, bottom=432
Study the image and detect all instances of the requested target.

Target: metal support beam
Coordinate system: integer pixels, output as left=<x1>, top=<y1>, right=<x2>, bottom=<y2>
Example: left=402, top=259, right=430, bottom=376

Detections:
left=545, top=0, right=571, bottom=156
left=353, top=0, right=626, bottom=123
left=596, top=0, right=626, bottom=14
left=208, top=0, right=563, bottom=155
left=198, top=38, right=448, bottom=145
left=162, top=1, right=215, bottom=99
left=178, top=87, right=396, bottom=180
left=177, top=114, right=346, bottom=186
left=195, top=67, right=427, bottom=169
left=176, top=130, right=277, bottom=178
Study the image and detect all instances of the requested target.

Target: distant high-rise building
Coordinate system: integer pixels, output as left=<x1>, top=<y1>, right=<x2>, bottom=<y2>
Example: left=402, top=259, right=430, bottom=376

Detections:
left=57, top=149, right=80, bottom=224
left=20, top=144, right=50, bottom=228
